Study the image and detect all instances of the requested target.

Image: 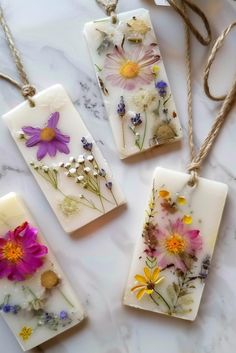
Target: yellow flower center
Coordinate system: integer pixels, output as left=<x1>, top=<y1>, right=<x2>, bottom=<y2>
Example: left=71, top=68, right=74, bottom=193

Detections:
left=120, top=61, right=140, bottom=79
left=165, top=233, right=186, bottom=254
left=40, top=127, right=56, bottom=142
left=2, top=241, right=24, bottom=263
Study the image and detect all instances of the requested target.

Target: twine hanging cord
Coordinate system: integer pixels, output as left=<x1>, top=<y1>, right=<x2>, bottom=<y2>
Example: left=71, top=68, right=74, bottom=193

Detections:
left=188, top=22, right=236, bottom=181
left=96, top=0, right=118, bottom=24
left=168, top=0, right=236, bottom=186
left=0, top=7, right=36, bottom=106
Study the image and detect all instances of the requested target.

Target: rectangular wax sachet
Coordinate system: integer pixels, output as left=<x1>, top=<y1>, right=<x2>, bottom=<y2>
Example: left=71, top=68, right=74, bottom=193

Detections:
left=3, top=84, right=125, bottom=233
left=123, top=167, right=228, bottom=321
left=0, top=193, right=85, bottom=351
left=84, top=8, right=182, bottom=159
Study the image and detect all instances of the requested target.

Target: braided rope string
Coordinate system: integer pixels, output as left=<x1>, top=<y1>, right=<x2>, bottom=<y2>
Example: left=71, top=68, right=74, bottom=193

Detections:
left=96, top=0, right=118, bottom=23
left=168, top=0, right=236, bottom=186
left=0, top=6, right=36, bottom=106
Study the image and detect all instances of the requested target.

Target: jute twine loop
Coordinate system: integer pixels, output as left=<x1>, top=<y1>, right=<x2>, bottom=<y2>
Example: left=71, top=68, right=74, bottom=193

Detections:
left=204, top=22, right=236, bottom=101
left=169, top=1, right=236, bottom=187
left=96, top=0, right=118, bottom=24
left=167, top=0, right=211, bottom=45
left=0, top=6, right=36, bottom=106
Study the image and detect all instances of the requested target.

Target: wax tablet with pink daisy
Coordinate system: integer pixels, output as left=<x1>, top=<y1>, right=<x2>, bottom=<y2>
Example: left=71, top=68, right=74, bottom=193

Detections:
left=123, top=167, right=227, bottom=321
left=3, top=84, right=126, bottom=233
left=84, top=8, right=182, bottom=159
left=0, top=193, right=85, bottom=351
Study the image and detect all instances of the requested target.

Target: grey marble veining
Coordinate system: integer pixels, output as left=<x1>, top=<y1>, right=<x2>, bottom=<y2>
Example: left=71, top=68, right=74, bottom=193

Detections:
left=0, top=0, right=235, bottom=352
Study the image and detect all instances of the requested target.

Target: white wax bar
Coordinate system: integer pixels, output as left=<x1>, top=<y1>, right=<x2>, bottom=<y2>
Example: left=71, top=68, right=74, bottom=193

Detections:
left=0, top=193, right=85, bottom=351
left=84, top=9, right=182, bottom=159
left=124, top=167, right=228, bottom=321
left=3, top=84, right=125, bottom=233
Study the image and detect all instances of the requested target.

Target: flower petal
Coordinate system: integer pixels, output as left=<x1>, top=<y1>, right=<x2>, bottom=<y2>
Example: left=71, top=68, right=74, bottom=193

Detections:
left=26, top=134, right=41, bottom=147
left=54, top=141, right=70, bottom=154
left=55, top=131, right=70, bottom=143
left=151, top=267, right=160, bottom=282
left=134, top=274, right=147, bottom=284
left=136, top=288, right=146, bottom=300
left=22, top=126, right=41, bottom=136
left=37, top=142, right=48, bottom=161
left=47, top=142, right=57, bottom=157
left=155, top=276, right=165, bottom=285
left=131, top=284, right=145, bottom=292
left=47, top=112, right=59, bottom=128
left=144, top=267, right=151, bottom=281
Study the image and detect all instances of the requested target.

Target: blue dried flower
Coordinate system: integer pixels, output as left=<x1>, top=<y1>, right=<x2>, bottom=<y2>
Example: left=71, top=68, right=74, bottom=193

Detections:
left=155, top=80, right=168, bottom=97
left=12, top=305, right=21, bottom=314
left=105, top=182, right=112, bottom=190
left=117, top=96, right=126, bottom=118
left=3, top=304, right=11, bottom=313
left=81, top=137, right=93, bottom=151
left=60, top=310, right=68, bottom=320
left=131, top=113, right=142, bottom=126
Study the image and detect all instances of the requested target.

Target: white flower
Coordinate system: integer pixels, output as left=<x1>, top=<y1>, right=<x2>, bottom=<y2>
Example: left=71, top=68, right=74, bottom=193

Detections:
left=84, top=167, right=91, bottom=173
left=64, top=163, right=71, bottom=169
left=87, top=155, right=94, bottom=162
left=58, top=162, right=64, bottom=168
left=93, top=171, right=98, bottom=177
left=16, top=130, right=25, bottom=139
left=59, top=196, right=79, bottom=217
left=132, top=88, right=157, bottom=111
left=77, top=155, right=85, bottom=164
left=69, top=168, right=77, bottom=175
left=77, top=175, right=84, bottom=182
left=69, top=156, right=76, bottom=163
left=42, top=165, right=49, bottom=172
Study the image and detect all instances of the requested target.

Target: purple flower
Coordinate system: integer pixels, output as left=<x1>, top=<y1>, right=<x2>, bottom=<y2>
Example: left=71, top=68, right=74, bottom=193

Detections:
left=105, top=182, right=112, bottom=190
left=131, top=113, right=142, bottom=126
left=155, top=80, right=168, bottom=97
left=117, top=96, right=126, bottom=117
left=22, top=112, right=70, bottom=161
left=81, top=137, right=93, bottom=151
left=3, top=305, right=11, bottom=313
left=99, top=168, right=106, bottom=177
left=60, top=310, right=68, bottom=320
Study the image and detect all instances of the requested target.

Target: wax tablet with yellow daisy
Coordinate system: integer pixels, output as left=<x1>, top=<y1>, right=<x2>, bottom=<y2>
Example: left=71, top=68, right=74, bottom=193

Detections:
left=84, top=8, right=182, bottom=159
left=124, top=167, right=227, bottom=321
left=0, top=193, right=85, bottom=351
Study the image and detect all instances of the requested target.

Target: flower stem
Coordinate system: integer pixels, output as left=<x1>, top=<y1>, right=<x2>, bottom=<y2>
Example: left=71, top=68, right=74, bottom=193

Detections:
left=153, top=288, right=171, bottom=312
left=121, top=118, right=126, bottom=148
left=150, top=293, right=159, bottom=306
left=58, top=288, right=74, bottom=308
left=140, top=109, right=148, bottom=150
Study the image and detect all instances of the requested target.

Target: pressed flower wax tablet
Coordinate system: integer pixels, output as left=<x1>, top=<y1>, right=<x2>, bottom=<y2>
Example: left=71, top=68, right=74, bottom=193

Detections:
left=84, top=8, right=182, bottom=159
left=0, top=193, right=85, bottom=351
left=3, top=84, right=125, bottom=233
left=124, top=167, right=228, bottom=321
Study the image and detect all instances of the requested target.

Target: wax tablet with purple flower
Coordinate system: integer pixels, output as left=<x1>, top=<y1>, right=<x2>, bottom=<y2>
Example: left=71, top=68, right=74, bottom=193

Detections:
left=84, top=8, right=182, bottom=159
left=0, top=193, right=85, bottom=351
left=3, top=84, right=125, bottom=233
left=123, top=167, right=227, bottom=320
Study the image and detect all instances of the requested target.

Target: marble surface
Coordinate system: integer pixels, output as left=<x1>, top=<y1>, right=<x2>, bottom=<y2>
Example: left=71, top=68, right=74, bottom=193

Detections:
left=0, top=0, right=235, bottom=352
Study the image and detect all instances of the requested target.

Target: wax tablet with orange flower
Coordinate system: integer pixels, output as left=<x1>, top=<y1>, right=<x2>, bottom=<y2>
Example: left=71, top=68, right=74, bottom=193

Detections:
left=84, top=8, right=182, bottom=159
left=0, top=193, right=85, bottom=351
left=124, top=167, right=227, bottom=320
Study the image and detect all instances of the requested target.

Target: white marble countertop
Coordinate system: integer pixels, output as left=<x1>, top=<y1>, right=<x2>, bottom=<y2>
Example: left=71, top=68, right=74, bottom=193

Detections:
left=0, top=0, right=235, bottom=352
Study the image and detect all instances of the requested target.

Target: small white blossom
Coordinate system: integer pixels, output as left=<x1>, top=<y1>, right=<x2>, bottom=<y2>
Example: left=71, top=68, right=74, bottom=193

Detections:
left=42, top=166, right=49, bottom=172
left=69, top=168, right=77, bottom=175
left=64, top=163, right=71, bottom=169
left=77, top=175, right=84, bottom=182
left=77, top=155, right=85, bottom=164
left=93, top=171, right=98, bottom=177
left=84, top=167, right=91, bottom=173
left=132, top=88, right=157, bottom=111
left=16, top=130, right=25, bottom=139
left=87, top=155, right=94, bottom=162
left=69, top=156, right=76, bottom=163
left=58, top=162, right=64, bottom=168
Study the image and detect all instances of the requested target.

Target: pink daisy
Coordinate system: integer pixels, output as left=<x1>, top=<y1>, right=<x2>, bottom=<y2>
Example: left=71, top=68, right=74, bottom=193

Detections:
left=0, top=222, right=48, bottom=281
left=104, top=44, right=160, bottom=90
left=22, top=112, right=70, bottom=161
left=154, top=219, right=202, bottom=272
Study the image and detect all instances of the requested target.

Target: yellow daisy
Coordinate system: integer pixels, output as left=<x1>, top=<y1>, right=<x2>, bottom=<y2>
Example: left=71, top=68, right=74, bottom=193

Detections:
left=19, top=326, right=33, bottom=341
left=131, top=266, right=164, bottom=300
